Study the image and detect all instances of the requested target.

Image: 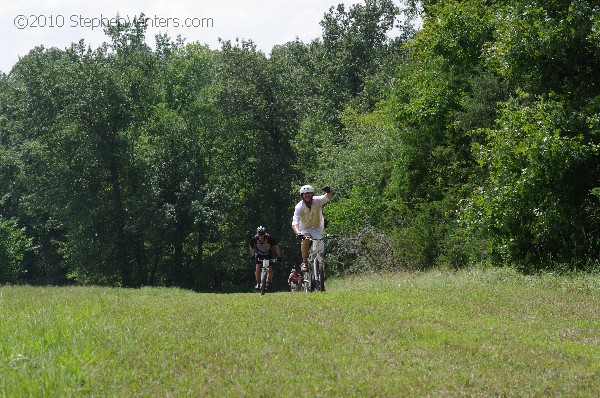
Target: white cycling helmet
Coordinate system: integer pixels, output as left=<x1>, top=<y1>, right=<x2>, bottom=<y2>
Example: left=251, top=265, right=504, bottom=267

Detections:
left=299, top=185, right=314, bottom=195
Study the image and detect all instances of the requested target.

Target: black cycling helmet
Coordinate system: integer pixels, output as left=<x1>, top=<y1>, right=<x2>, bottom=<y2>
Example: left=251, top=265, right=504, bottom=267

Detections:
left=256, top=226, right=266, bottom=235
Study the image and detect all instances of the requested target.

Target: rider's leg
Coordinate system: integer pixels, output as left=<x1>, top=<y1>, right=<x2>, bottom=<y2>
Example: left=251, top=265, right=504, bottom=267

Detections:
left=300, top=227, right=321, bottom=264
left=268, top=266, right=274, bottom=283
left=255, top=263, right=261, bottom=287
left=301, top=239, right=310, bottom=263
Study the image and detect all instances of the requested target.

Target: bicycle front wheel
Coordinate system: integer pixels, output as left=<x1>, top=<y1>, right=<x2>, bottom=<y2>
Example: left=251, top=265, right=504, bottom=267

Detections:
left=313, top=259, right=323, bottom=292
left=302, top=271, right=311, bottom=292
left=302, top=281, right=310, bottom=292
left=260, top=269, right=268, bottom=295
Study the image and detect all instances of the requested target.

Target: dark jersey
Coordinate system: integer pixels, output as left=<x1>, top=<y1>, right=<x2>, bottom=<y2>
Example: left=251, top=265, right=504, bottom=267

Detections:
left=250, top=234, right=278, bottom=257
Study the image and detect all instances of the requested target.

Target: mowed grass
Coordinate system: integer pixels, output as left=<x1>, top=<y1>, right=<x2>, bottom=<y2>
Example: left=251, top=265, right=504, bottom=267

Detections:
left=1, top=268, right=598, bottom=397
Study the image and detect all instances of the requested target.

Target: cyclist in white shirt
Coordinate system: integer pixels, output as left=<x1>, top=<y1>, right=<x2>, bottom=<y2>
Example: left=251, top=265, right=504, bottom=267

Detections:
left=291, top=184, right=333, bottom=272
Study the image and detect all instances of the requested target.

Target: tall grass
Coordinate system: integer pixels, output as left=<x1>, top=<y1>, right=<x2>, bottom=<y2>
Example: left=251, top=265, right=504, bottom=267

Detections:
left=1, top=268, right=598, bottom=397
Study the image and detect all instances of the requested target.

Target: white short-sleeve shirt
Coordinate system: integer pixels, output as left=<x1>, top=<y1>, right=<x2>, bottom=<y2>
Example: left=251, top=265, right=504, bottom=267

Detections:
left=292, top=194, right=331, bottom=234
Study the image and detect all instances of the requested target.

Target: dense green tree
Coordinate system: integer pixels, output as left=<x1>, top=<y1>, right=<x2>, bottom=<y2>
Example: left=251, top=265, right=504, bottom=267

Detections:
left=291, top=0, right=401, bottom=175
left=5, top=21, right=161, bottom=286
left=124, top=40, right=219, bottom=289
left=465, top=92, right=600, bottom=270
left=320, top=0, right=398, bottom=98
left=209, top=39, right=302, bottom=288
left=327, top=1, right=488, bottom=270
left=3, top=46, right=81, bottom=284
left=0, top=216, right=33, bottom=283
left=463, top=0, right=600, bottom=270
left=485, top=0, right=600, bottom=100
left=354, top=0, right=598, bottom=273
left=3, top=1, right=600, bottom=287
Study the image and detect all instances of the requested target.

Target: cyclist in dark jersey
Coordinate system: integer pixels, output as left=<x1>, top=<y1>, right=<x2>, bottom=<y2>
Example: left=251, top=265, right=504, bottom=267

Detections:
left=249, top=226, right=282, bottom=290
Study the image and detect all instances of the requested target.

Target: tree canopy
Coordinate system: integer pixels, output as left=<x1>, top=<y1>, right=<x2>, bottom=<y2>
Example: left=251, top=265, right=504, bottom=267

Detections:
left=1, top=1, right=599, bottom=288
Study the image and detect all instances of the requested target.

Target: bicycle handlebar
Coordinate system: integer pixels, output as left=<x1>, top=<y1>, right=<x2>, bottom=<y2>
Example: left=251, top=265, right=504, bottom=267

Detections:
left=252, top=256, right=281, bottom=262
left=299, top=234, right=339, bottom=241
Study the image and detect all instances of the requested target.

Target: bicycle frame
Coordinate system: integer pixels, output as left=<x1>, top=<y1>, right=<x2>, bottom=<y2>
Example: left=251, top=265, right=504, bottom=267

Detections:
left=300, top=235, right=337, bottom=292
left=258, top=257, right=277, bottom=295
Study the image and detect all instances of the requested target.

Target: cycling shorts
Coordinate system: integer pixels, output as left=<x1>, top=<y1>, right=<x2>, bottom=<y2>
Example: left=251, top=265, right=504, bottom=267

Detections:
left=300, top=227, right=324, bottom=253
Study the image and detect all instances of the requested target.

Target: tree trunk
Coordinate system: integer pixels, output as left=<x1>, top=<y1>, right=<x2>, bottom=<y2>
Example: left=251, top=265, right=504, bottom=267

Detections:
left=194, top=223, right=205, bottom=291
left=134, top=237, right=148, bottom=285
left=109, top=126, right=131, bottom=287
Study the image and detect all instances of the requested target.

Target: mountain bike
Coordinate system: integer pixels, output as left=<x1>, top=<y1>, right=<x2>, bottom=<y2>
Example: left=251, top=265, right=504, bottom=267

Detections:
left=288, top=270, right=302, bottom=292
left=300, top=235, right=338, bottom=292
left=258, top=257, right=278, bottom=295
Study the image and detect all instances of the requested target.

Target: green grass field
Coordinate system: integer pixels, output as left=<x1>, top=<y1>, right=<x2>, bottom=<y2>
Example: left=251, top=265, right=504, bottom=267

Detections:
left=1, top=268, right=599, bottom=397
